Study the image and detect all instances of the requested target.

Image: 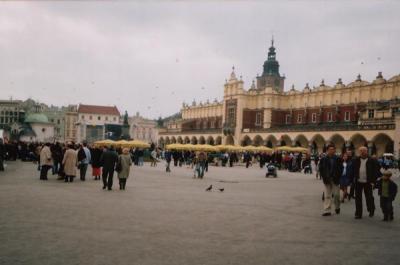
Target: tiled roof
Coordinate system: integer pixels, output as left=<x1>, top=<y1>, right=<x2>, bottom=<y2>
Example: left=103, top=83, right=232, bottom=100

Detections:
left=78, top=104, right=120, bottom=116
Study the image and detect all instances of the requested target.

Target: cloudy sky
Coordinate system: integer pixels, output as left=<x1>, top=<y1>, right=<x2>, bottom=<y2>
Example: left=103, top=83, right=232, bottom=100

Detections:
left=1, top=1, right=399, bottom=119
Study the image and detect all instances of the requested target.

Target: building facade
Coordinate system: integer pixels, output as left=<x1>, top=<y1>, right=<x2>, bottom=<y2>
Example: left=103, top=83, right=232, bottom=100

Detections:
left=129, top=112, right=158, bottom=143
left=64, top=105, right=78, bottom=143
left=0, top=100, right=25, bottom=134
left=20, top=112, right=55, bottom=143
left=76, top=104, right=121, bottom=143
left=158, top=41, right=400, bottom=158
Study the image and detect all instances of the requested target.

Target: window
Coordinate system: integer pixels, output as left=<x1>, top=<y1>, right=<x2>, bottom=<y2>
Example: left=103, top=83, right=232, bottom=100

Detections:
left=0, top=117, right=3, bottom=123
left=98, top=116, right=101, bottom=121
left=81, top=115, right=85, bottom=119
left=327, top=112, right=333, bottom=122
left=89, top=116, right=93, bottom=120
left=228, top=107, right=235, bottom=124
left=57, top=119, right=60, bottom=125
left=285, top=114, right=291, bottom=124
left=105, top=116, right=109, bottom=121
left=255, top=113, right=262, bottom=126
left=392, top=108, right=399, bottom=118
left=368, top=109, right=374, bottom=119
left=311, top=113, right=317, bottom=123
left=297, top=114, right=303, bottom=123
left=210, top=120, right=215, bottom=128
left=113, top=117, right=116, bottom=121
left=344, top=111, right=350, bottom=121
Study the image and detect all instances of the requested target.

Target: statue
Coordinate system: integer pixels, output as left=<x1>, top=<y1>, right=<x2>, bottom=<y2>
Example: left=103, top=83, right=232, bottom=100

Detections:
left=123, top=111, right=129, bottom=126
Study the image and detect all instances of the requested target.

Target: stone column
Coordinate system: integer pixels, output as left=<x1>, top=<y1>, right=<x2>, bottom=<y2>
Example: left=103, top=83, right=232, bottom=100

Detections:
left=367, top=141, right=374, bottom=156
left=263, top=109, right=272, bottom=129
left=394, top=113, right=400, bottom=159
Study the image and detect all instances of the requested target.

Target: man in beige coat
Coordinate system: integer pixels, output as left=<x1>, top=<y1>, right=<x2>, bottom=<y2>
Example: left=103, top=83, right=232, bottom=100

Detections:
left=40, top=143, right=53, bottom=180
left=62, top=144, right=78, bottom=182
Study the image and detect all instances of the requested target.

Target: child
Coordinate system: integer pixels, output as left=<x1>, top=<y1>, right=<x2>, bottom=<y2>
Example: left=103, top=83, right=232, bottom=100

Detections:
left=375, top=170, right=398, bottom=221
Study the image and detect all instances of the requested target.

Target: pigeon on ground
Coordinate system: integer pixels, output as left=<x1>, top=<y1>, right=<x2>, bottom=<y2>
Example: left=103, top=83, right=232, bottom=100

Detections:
left=218, top=188, right=224, bottom=192
left=205, top=185, right=212, bottom=191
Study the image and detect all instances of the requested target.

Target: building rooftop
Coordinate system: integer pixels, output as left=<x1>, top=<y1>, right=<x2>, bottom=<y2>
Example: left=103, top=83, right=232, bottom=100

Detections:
left=78, top=104, right=120, bottom=116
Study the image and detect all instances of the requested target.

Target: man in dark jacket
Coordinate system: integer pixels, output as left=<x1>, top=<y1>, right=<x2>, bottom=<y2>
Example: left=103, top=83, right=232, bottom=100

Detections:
left=165, top=150, right=172, bottom=172
left=352, top=146, right=380, bottom=219
left=100, top=146, right=119, bottom=190
left=319, top=144, right=343, bottom=216
left=0, top=139, right=5, bottom=171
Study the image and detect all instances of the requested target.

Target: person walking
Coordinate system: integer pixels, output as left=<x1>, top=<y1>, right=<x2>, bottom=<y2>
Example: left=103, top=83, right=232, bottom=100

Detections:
left=117, top=148, right=132, bottom=190
left=39, top=143, right=53, bottom=180
left=77, top=142, right=91, bottom=181
left=100, top=145, right=119, bottom=190
left=197, top=151, right=206, bottom=179
left=51, top=142, right=63, bottom=175
left=375, top=170, right=397, bottom=221
left=150, top=149, right=158, bottom=167
left=165, top=150, right=172, bottom=172
left=352, top=146, right=380, bottom=219
left=0, top=139, right=5, bottom=171
left=91, top=146, right=103, bottom=180
left=319, top=144, right=343, bottom=216
left=340, top=153, right=353, bottom=203
left=62, top=144, right=78, bottom=182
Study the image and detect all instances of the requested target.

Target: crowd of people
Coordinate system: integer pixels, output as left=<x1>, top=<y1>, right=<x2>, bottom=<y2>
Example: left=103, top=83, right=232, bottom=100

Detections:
left=0, top=139, right=398, bottom=221
left=319, top=144, right=397, bottom=221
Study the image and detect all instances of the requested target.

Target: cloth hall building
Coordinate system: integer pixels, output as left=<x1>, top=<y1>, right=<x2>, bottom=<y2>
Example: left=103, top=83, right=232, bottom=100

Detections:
left=158, top=41, right=400, bottom=158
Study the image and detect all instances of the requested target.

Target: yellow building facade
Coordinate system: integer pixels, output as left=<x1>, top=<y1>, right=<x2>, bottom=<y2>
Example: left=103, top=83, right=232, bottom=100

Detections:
left=159, top=42, right=400, bottom=158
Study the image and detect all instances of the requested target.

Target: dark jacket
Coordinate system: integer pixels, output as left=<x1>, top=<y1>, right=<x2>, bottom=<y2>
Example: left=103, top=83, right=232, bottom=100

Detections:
left=91, top=148, right=103, bottom=168
left=100, top=149, right=119, bottom=171
left=165, top=151, right=172, bottom=162
left=352, top=157, right=380, bottom=184
left=375, top=179, right=398, bottom=201
left=77, top=148, right=86, bottom=162
left=0, top=142, right=5, bottom=159
left=318, top=155, right=343, bottom=185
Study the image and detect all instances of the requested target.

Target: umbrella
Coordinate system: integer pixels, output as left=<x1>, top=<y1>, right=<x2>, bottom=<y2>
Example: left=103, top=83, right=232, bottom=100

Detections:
left=255, top=146, right=274, bottom=153
left=215, top=145, right=244, bottom=152
left=114, top=140, right=130, bottom=147
left=274, top=146, right=293, bottom=152
left=194, top=144, right=218, bottom=152
left=127, top=140, right=150, bottom=148
left=291, top=146, right=309, bottom=153
left=94, top=139, right=115, bottom=147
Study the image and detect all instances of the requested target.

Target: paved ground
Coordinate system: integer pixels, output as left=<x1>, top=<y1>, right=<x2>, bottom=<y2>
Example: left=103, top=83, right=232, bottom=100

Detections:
left=0, top=161, right=399, bottom=265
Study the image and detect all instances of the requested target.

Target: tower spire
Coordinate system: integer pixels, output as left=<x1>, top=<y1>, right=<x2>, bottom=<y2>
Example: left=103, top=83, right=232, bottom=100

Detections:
left=271, top=35, right=274, bottom=47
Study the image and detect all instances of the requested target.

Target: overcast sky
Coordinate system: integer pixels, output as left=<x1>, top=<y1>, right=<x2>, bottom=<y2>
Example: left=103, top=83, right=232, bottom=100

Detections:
left=1, top=1, right=399, bottom=119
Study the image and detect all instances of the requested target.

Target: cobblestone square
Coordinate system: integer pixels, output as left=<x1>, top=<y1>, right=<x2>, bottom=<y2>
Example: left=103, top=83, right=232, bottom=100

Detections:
left=1, top=161, right=399, bottom=265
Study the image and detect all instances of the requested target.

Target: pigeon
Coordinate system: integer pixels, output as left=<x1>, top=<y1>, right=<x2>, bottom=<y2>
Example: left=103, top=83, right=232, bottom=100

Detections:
left=218, top=188, right=224, bottom=192
left=205, top=185, right=212, bottom=191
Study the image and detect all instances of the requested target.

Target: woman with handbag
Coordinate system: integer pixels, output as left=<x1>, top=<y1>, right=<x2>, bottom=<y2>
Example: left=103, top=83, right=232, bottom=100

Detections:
left=117, top=148, right=132, bottom=190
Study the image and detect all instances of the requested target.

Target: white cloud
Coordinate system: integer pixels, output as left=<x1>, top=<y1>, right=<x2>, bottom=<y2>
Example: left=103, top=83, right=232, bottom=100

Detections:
left=0, top=1, right=399, bottom=118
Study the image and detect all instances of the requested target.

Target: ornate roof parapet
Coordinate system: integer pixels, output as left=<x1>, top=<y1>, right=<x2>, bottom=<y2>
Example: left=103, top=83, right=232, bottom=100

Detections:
left=229, top=66, right=237, bottom=82
left=303, top=83, right=311, bottom=92
left=373, top=71, right=387, bottom=84
left=347, top=74, right=370, bottom=87
left=388, top=74, right=400, bottom=83
left=334, top=78, right=346, bottom=89
left=249, top=80, right=256, bottom=91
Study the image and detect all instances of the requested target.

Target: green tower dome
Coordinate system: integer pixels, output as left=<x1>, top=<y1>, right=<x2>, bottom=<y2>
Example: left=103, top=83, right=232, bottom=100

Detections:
left=25, top=113, right=50, bottom=124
